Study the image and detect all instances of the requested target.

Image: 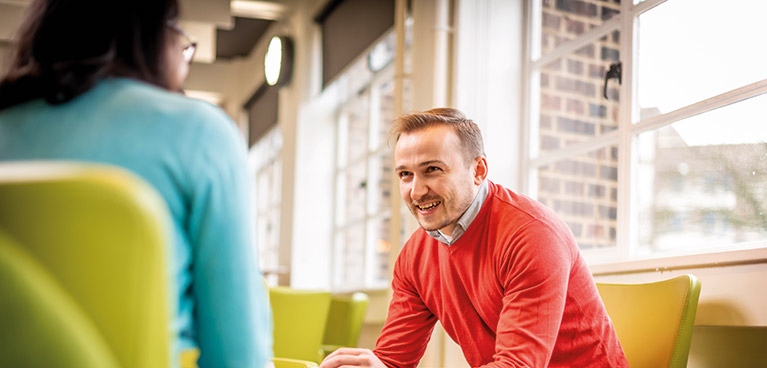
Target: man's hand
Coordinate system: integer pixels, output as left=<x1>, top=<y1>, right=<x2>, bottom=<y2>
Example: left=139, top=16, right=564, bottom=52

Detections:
left=319, top=348, right=387, bottom=368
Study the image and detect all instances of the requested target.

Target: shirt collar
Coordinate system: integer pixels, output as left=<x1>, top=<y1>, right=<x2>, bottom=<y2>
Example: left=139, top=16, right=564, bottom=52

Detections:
left=426, top=180, right=489, bottom=246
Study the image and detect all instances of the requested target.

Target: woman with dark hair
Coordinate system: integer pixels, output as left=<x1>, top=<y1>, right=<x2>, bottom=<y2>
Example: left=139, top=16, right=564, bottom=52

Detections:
left=0, top=1, right=272, bottom=367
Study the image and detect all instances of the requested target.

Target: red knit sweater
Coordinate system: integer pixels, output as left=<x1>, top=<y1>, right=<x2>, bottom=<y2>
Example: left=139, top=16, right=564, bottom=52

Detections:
left=373, top=181, right=627, bottom=367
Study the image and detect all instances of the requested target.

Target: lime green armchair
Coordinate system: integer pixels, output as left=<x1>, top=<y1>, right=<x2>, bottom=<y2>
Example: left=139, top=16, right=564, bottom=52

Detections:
left=0, top=162, right=173, bottom=368
left=0, top=229, right=120, bottom=367
left=270, top=286, right=332, bottom=363
left=597, top=274, right=701, bottom=368
left=180, top=349, right=319, bottom=368
left=322, top=292, right=369, bottom=357
left=272, top=357, right=320, bottom=368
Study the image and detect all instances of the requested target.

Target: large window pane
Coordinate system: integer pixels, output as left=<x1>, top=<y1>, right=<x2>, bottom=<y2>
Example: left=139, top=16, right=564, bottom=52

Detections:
left=536, top=145, right=619, bottom=250
left=366, top=216, right=391, bottom=287
left=541, top=0, right=621, bottom=56
left=257, top=206, right=280, bottom=284
left=367, top=151, right=392, bottom=216
left=342, top=162, right=367, bottom=224
left=335, top=223, right=365, bottom=289
left=538, top=37, right=620, bottom=153
left=369, top=76, right=395, bottom=151
left=251, top=126, right=283, bottom=285
left=636, top=96, right=767, bottom=254
left=338, top=96, right=370, bottom=167
left=331, top=26, right=406, bottom=290
left=636, top=0, right=767, bottom=117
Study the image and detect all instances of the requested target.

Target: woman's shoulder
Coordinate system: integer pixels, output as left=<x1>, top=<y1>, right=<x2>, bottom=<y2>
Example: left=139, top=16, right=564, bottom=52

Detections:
left=112, top=79, right=228, bottom=121
left=104, top=78, right=239, bottom=140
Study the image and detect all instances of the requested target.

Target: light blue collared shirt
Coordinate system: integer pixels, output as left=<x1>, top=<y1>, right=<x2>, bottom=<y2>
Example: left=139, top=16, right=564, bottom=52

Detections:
left=427, top=180, right=489, bottom=245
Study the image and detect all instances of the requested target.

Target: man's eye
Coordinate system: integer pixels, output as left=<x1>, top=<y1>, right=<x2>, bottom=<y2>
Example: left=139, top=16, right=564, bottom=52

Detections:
left=426, top=166, right=440, bottom=173
left=398, top=171, right=412, bottom=178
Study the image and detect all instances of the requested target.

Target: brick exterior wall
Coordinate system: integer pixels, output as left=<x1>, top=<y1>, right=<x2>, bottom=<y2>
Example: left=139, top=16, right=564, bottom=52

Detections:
left=537, top=0, right=621, bottom=249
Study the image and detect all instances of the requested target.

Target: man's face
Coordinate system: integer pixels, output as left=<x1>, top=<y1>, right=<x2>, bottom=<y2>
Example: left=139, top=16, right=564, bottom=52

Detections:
left=394, top=125, right=484, bottom=236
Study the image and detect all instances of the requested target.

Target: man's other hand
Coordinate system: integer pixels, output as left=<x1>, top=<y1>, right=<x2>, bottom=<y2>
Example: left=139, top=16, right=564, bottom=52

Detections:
left=319, top=348, right=387, bottom=368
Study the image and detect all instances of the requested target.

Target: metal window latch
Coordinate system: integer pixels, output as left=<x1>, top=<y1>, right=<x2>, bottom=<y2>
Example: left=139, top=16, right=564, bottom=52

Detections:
left=603, top=62, right=622, bottom=99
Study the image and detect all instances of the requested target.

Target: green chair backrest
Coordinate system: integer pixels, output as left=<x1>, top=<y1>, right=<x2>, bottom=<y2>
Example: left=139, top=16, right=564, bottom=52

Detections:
left=270, top=286, right=332, bottom=363
left=0, top=229, right=120, bottom=368
left=322, top=292, right=369, bottom=355
left=597, top=274, right=701, bottom=368
left=0, top=162, right=173, bottom=368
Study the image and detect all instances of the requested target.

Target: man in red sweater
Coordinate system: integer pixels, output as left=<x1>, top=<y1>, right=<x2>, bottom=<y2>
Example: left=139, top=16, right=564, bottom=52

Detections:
left=321, top=108, right=627, bottom=367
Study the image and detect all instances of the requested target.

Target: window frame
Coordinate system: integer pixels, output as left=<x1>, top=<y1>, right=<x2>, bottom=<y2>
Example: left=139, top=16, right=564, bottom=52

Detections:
left=249, top=125, right=285, bottom=285
left=331, top=62, right=397, bottom=292
left=522, top=0, right=767, bottom=266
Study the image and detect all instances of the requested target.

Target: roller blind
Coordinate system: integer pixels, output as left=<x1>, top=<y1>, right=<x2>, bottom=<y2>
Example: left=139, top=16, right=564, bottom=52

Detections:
left=315, top=0, right=394, bottom=87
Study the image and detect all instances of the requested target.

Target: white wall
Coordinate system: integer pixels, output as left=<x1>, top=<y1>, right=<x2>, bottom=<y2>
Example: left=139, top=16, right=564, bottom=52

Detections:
left=287, top=0, right=336, bottom=289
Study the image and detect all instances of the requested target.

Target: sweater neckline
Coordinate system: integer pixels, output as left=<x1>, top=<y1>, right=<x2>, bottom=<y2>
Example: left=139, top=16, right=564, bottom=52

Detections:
left=443, top=180, right=496, bottom=253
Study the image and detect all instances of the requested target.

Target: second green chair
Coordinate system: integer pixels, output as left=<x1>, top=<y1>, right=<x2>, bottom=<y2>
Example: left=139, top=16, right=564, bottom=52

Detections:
left=322, top=292, right=369, bottom=357
left=597, top=274, right=701, bottom=368
left=270, top=287, right=332, bottom=363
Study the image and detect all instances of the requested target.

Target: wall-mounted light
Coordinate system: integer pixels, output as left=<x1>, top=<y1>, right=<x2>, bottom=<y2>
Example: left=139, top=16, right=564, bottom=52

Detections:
left=264, top=35, right=294, bottom=87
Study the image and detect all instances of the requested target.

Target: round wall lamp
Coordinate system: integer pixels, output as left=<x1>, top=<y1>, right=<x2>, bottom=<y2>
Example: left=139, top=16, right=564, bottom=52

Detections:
left=264, top=35, right=294, bottom=87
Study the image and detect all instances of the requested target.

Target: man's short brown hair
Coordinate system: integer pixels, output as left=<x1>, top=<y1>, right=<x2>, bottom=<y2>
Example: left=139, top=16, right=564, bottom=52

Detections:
left=391, top=107, right=485, bottom=165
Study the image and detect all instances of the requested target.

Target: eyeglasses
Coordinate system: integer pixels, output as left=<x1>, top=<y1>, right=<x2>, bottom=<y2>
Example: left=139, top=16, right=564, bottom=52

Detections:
left=167, top=21, right=197, bottom=63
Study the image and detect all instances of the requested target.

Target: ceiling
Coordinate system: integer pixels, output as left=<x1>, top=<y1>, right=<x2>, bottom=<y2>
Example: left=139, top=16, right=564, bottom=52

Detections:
left=0, top=0, right=289, bottom=64
left=216, top=17, right=274, bottom=60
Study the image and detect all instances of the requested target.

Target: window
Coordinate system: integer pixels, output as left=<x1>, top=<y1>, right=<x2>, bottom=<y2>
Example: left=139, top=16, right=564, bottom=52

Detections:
left=330, top=28, right=410, bottom=291
left=526, top=0, right=767, bottom=260
left=333, top=67, right=396, bottom=291
left=250, top=126, right=283, bottom=285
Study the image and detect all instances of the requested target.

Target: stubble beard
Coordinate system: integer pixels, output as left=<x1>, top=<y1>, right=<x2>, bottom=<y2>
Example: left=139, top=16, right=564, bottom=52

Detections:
left=410, top=193, right=472, bottom=233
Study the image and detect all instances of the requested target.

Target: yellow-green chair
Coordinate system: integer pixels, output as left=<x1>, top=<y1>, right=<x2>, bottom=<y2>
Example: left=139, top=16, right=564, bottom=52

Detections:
left=0, top=229, right=120, bottom=367
left=270, top=286, right=332, bottom=363
left=597, top=274, right=701, bottom=368
left=322, top=292, right=369, bottom=357
left=273, top=357, right=320, bottom=368
left=0, top=162, right=173, bottom=368
left=180, top=349, right=319, bottom=368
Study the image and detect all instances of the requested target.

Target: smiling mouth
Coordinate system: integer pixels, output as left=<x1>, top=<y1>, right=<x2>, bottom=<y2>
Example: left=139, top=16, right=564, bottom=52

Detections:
left=416, top=201, right=441, bottom=212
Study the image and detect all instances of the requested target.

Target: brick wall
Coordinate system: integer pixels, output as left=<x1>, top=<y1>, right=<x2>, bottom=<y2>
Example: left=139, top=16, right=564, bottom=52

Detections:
left=537, top=0, right=621, bottom=249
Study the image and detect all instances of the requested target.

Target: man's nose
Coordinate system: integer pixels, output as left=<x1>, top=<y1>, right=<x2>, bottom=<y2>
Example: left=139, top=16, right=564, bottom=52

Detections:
left=411, top=176, right=428, bottom=201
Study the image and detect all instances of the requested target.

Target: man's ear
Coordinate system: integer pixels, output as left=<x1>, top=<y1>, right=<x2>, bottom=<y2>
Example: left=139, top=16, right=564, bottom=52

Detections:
left=473, top=156, right=488, bottom=185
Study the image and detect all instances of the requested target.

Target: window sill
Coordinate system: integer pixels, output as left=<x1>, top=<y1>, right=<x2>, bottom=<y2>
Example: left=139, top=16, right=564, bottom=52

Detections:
left=588, top=243, right=767, bottom=277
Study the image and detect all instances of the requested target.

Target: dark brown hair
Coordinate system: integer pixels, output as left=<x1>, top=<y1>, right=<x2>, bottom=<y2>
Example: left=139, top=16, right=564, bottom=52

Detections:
left=390, top=107, right=486, bottom=165
left=0, top=0, right=180, bottom=110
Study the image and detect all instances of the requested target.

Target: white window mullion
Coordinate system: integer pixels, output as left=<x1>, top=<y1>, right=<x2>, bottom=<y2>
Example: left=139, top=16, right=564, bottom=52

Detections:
left=631, top=79, right=767, bottom=137
left=532, top=19, right=619, bottom=70
left=616, top=0, right=639, bottom=259
left=631, top=0, right=666, bottom=16
left=330, top=109, right=342, bottom=290
left=521, top=0, right=538, bottom=195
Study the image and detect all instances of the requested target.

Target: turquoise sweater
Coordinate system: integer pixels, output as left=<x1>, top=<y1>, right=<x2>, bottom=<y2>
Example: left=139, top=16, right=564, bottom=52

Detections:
left=0, top=78, right=272, bottom=367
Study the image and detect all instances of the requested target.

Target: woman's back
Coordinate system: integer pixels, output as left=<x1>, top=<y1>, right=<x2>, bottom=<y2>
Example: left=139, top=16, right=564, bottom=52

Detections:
left=0, top=77, right=272, bottom=367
